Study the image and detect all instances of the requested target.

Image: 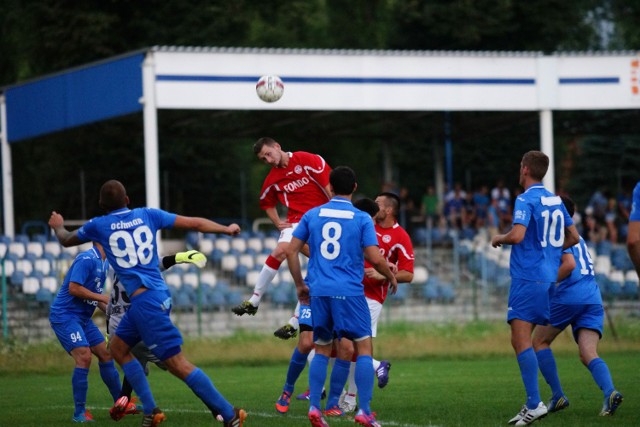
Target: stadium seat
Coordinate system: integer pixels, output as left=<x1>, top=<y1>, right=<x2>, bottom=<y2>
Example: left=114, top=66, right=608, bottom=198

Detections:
left=174, top=288, right=194, bottom=311
left=33, top=258, right=52, bottom=276
left=200, top=271, right=217, bottom=288
left=208, top=248, right=225, bottom=265
left=246, top=270, right=260, bottom=288
left=220, top=254, right=238, bottom=275
left=15, top=259, right=34, bottom=276
left=611, top=247, right=634, bottom=271
left=164, top=272, right=183, bottom=289
left=26, top=242, right=44, bottom=258
left=8, top=242, right=26, bottom=259
left=35, top=287, right=54, bottom=305
left=31, top=233, right=49, bottom=245
left=214, top=238, right=232, bottom=254
left=246, top=237, right=263, bottom=254
left=388, top=283, right=409, bottom=304
left=0, top=242, right=7, bottom=259
left=230, top=237, right=248, bottom=254
left=197, top=238, right=215, bottom=256
left=234, top=265, right=249, bottom=284
left=44, top=241, right=62, bottom=258
left=41, top=276, right=58, bottom=293
left=262, top=237, right=278, bottom=252
left=595, top=256, right=612, bottom=276
left=237, top=254, right=255, bottom=270
left=439, top=283, right=456, bottom=303
left=182, top=272, right=199, bottom=289
left=13, top=234, right=30, bottom=245
left=22, top=276, right=40, bottom=295
left=412, top=265, right=429, bottom=284
left=607, top=271, right=624, bottom=298
left=185, top=231, right=201, bottom=249
left=9, top=270, right=24, bottom=290
left=622, top=271, right=639, bottom=299
left=254, top=253, right=268, bottom=267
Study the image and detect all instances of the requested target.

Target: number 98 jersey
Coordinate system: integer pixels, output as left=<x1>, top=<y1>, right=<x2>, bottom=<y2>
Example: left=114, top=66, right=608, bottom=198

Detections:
left=77, top=207, right=177, bottom=297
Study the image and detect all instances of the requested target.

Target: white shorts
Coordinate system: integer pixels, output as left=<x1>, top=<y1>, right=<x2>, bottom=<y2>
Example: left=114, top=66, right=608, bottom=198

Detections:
left=277, top=223, right=299, bottom=243
left=366, top=297, right=383, bottom=337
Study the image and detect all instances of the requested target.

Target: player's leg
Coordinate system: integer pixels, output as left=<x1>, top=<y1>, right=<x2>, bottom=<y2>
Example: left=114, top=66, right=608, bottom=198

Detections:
left=87, top=322, right=121, bottom=402
left=233, top=228, right=296, bottom=316
left=307, top=297, right=331, bottom=427
left=51, top=320, right=95, bottom=422
left=276, top=321, right=314, bottom=414
left=274, top=301, right=300, bottom=340
left=367, top=298, right=391, bottom=389
left=324, top=338, right=353, bottom=416
left=532, top=323, right=568, bottom=412
left=575, top=307, right=623, bottom=416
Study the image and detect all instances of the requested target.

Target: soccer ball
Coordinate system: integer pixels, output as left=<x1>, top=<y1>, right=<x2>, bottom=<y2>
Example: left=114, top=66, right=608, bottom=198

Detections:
left=256, top=75, right=284, bottom=103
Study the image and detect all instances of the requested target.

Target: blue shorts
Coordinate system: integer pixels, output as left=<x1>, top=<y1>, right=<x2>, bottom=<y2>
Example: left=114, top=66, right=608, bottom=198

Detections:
left=549, top=303, right=604, bottom=341
left=311, top=295, right=372, bottom=345
left=507, top=278, right=553, bottom=325
left=298, top=304, right=312, bottom=329
left=115, top=289, right=183, bottom=361
left=51, top=318, right=105, bottom=353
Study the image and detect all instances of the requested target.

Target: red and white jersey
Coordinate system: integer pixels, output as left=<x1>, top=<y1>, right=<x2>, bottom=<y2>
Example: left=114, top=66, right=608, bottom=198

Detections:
left=258, top=151, right=331, bottom=222
left=364, top=222, right=414, bottom=304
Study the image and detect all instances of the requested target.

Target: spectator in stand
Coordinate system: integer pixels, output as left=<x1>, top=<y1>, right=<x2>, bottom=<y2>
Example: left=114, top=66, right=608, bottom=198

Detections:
left=420, top=184, right=440, bottom=226
left=398, top=186, right=416, bottom=232
left=473, top=185, right=491, bottom=229
left=491, top=179, right=512, bottom=233
left=604, top=197, right=618, bottom=244
left=617, top=183, right=634, bottom=241
left=444, top=183, right=466, bottom=229
left=462, top=191, right=477, bottom=232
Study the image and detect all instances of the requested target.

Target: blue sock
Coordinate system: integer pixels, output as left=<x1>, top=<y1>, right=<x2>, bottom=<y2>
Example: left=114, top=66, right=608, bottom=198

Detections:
left=588, top=358, right=615, bottom=396
left=517, top=347, right=541, bottom=409
left=122, top=359, right=156, bottom=414
left=355, top=355, right=374, bottom=414
left=185, top=368, right=234, bottom=421
left=283, top=348, right=308, bottom=394
left=327, top=359, right=351, bottom=408
left=72, top=367, right=89, bottom=417
left=99, top=360, right=122, bottom=401
left=309, top=353, right=329, bottom=410
left=536, top=348, right=564, bottom=398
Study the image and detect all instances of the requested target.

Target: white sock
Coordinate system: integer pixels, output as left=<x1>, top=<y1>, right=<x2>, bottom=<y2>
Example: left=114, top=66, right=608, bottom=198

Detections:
left=307, top=348, right=316, bottom=364
left=248, top=265, right=278, bottom=306
left=287, top=301, right=301, bottom=329
left=347, top=361, right=358, bottom=397
left=372, top=358, right=381, bottom=371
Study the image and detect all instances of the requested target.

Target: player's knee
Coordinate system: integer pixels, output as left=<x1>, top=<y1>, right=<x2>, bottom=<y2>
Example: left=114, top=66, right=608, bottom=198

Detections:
left=73, top=348, right=93, bottom=368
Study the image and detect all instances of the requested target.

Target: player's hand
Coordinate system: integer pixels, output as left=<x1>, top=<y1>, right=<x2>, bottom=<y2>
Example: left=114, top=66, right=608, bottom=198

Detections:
left=365, top=267, right=385, bottom=281
left=277, top=221, right=292, bottom=231
left=388, top=277, right=398, bottom=295
left=48, top=211, right=64, bottom=229
left=175, top=250, right=207, bottom=268
left=388, top=262, right=398, bottom=274
left=491, top=235, right=502, bottom=248
left=295, top=282, right=310, bottom=305
left=226, top=223, right=241, bottom=236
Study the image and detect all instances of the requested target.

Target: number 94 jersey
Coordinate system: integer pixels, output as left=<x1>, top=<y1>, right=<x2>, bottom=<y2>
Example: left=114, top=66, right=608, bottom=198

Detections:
left=77, top=207, right=177, bottom=297
left=510, top=184, right=574, bottom=283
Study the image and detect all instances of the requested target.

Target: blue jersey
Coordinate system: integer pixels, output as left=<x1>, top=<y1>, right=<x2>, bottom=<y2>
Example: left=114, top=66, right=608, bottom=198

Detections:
left=510, top=184, right=574, bottom=283
left=77, top=207, right=176, bottom=296
left=553, top=236, right=602, bottom=305
left=630, top=182, right=640, bottom=221
left=49, top=246, right=108, bottom=323
left=294, top=197, right=379, bottom=297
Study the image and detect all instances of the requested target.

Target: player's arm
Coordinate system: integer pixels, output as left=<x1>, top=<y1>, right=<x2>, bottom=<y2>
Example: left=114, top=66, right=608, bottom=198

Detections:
left=285, top=237, right=310, bottom=305
left=265, top=207, right=291, bottom=230
left=491, top=224, right=526, bottom=247
left=562, top=224, right=580, bottom=250
left=364, top=245, right=398, bottom=294
left=68, top=281, right=110, bottom=305
left=556, top=252, right=576, bottom=282
left=48, top=211, right=84, bottom=247
left=627, top=220, right=640, bottom=279
left=173, top=215, right=240, bottom=236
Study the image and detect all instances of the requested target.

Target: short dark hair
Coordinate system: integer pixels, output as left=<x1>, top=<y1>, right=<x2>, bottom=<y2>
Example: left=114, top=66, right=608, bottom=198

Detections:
left=330, top=166, right=357, bottom=196
left=99, top=180, right=127, bottom=212
left=561, top=195, right=575, bottom=217
left=354, top=198, right=379, bottom=218
left=377, top=192, right=401, bottom=217
left=522, top=151, right=549, bottom=181
left=253, top=137, right=277, bottom=155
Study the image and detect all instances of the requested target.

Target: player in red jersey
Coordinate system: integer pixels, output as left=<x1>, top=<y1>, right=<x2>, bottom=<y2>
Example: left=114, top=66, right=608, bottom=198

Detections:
left=232, top=137, right=331, bottom=328
left=326, top=192, right=415, bottom=415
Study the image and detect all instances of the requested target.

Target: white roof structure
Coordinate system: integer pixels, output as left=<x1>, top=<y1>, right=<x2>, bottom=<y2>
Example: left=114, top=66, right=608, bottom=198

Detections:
left=1, top=46, right=639, bottom=235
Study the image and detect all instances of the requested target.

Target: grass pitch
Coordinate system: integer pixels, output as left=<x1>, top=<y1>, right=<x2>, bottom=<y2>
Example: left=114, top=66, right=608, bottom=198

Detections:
left=1, top=320, right=638, bottom=426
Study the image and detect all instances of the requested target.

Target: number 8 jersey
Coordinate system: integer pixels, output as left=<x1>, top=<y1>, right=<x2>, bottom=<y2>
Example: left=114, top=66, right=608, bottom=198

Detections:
left=77, top=207, right=177, bottom=297
left=510, top=184, right=574, bottom=283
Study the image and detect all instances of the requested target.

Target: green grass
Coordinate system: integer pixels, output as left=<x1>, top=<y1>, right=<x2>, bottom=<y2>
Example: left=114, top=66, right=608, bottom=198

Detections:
left=1, top=320, right=639, bottom=426
left=1, top=354, right=638, bottom=426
